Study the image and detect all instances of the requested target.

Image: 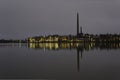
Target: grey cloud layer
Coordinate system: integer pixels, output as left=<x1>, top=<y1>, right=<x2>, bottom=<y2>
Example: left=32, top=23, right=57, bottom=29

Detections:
left=0, top=0, right=120, bottom=39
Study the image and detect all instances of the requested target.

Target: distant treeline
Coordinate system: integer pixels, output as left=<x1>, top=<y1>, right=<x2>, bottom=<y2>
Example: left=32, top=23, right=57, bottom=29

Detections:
left=82, top=33, right=120, bottom=43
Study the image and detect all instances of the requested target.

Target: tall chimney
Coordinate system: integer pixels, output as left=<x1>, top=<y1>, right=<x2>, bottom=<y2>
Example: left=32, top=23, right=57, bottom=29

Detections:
left=80, top=26, right=82, bottom=34
left=77, top=12, right=79, bottom=36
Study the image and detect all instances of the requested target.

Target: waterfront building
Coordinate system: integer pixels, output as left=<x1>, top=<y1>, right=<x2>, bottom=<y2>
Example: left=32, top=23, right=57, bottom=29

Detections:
left=27, top=13, right=120, bottom=43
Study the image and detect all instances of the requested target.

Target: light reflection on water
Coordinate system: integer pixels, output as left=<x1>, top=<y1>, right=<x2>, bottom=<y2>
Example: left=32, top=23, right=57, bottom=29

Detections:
left=0, top=43, right=120, bottom=80
left=0, top=42, right=120, bottom=50
left=28, top=42, right=120, bottom=50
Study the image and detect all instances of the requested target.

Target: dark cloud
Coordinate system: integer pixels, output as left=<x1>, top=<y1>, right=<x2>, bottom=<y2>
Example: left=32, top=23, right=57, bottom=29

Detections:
left=0, top=0, right=120, bottom=39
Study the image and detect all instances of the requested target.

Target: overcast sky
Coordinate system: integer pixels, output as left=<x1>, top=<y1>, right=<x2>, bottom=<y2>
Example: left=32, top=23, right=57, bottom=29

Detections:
left=0, top=0, right=120, bottom=39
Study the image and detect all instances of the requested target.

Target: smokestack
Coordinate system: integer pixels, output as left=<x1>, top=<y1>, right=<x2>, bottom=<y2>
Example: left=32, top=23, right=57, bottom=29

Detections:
left=80, top=26, right=82, bottom=34
left=77, top=12, right=79, bottom=36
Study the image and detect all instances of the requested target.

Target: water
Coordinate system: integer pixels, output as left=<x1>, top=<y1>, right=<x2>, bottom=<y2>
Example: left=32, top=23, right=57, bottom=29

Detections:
left=0, top=43, right=120, bottom=80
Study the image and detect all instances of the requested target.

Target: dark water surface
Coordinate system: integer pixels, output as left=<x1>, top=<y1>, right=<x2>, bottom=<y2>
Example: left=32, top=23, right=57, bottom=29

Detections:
left=0, top=43, right=120, bottom=80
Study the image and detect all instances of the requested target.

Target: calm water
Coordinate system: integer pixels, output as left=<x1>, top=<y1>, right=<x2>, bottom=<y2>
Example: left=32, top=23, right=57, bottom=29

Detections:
left=0, top=43, right=120, bottom=80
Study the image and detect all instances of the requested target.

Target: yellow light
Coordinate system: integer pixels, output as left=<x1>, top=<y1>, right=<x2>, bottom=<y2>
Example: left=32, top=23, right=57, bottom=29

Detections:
left=29, top=43, right=35, bottom=48
left=55, top=43, right=59, bottom=49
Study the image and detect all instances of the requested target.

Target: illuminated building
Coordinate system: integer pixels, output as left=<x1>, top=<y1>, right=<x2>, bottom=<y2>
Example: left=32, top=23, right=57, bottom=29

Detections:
left=27, top=13, right=120, bottom=43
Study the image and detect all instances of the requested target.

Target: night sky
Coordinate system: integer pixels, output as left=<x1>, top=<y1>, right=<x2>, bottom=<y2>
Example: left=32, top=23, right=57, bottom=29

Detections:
left=0, top=0, right=120, bottom=39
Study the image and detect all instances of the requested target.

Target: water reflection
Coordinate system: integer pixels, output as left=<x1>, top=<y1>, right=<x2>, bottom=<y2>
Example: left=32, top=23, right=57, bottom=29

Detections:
left=0, top=43, right=120, bottom=79
left=0, top=43, right=27, bottom=48
left=28, top=42, right=120, bottom=50
left=28, top=42, right=120, bottom=72
left=0, top=43, right=120, bottom=72
left=0, top=43, right=120, bottom=50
